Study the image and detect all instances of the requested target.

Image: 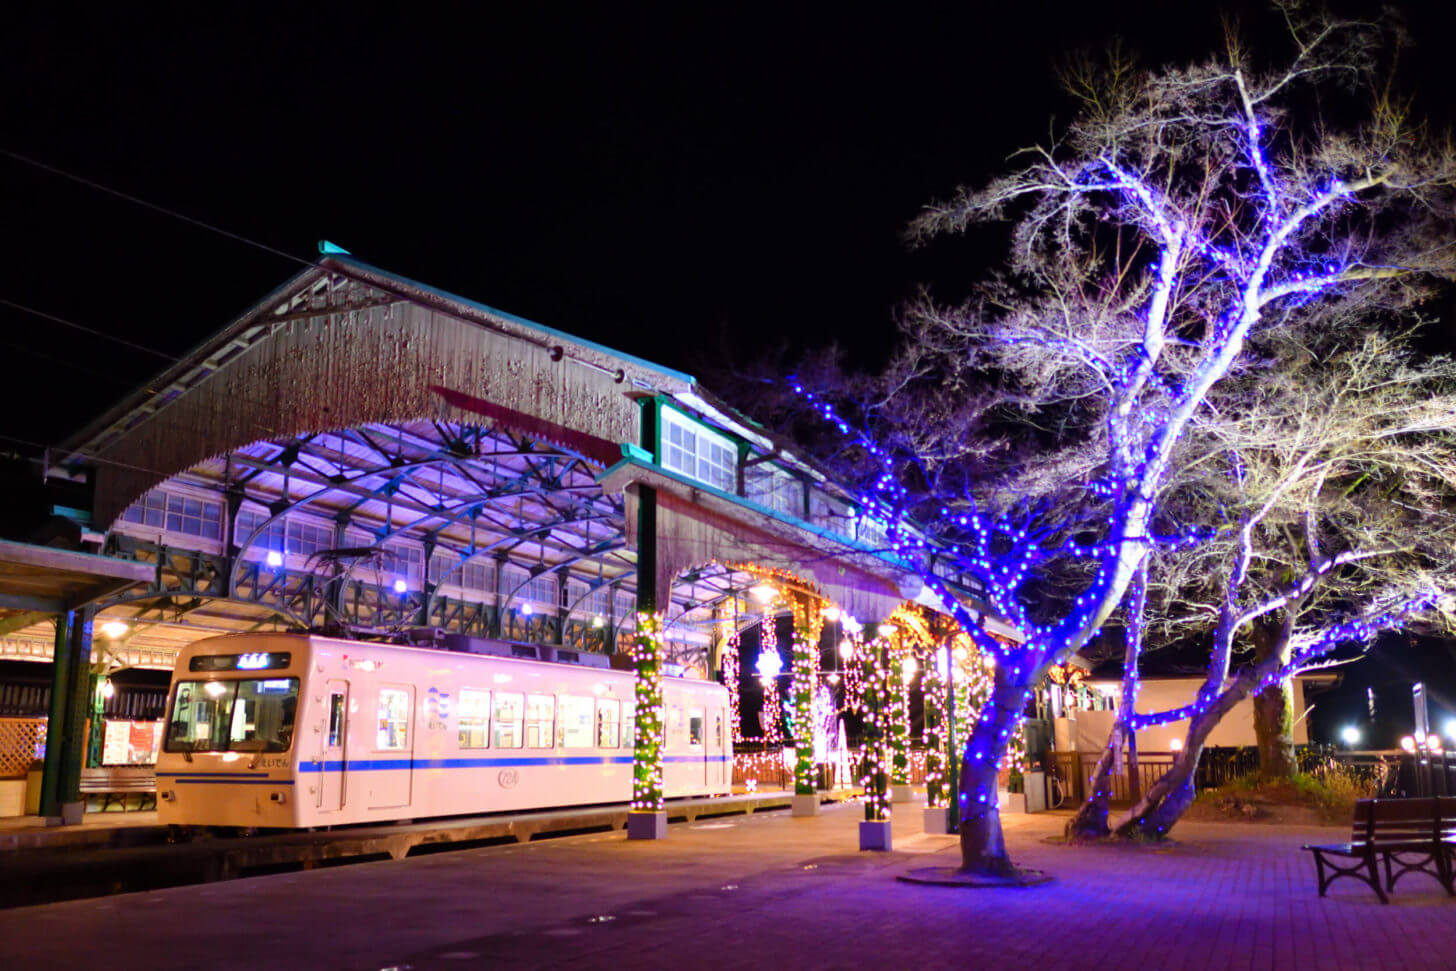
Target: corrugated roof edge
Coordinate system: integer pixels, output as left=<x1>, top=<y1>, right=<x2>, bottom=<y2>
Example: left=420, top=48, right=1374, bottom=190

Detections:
left=322, top=253, right=697, bottom=389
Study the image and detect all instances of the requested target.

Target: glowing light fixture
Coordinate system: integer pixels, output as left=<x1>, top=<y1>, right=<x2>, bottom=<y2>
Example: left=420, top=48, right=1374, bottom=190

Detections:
left=100, top=679, right=115, bottom=699
left=393, top=578, right=408, bottom=594
left=519, top=601, right=534, bottom=616
left=821, top=606, right=841, bottom=622
left=749, top=583, right=777, bottom=603
left=1400, top=735, right=1417, bottom=753
left=876, top=623, right=897, bottom=638
left=265, top=550, right=284, bottom=568
left=826, top=673, right=840, bottom=685
left=1339, top=725, right=1361, bottom=747
left=592, top=615, right=605, bottom=628
left=842, top=616, right=862, bottom=634
left=100, top=620, right=128, bottom=640
left=902, top=657, right=918, bottom=683
left=755, top=649, right=782, bottom=679
left=204, top=681, right=227, bottom=698
left=1445, top=719, right=1456, bottom=744
left=1169, top=737, right=1184, bottom=752
left=837, top=638, right=855, bottom=661
left=1427, top=734, right=1443, bottom=753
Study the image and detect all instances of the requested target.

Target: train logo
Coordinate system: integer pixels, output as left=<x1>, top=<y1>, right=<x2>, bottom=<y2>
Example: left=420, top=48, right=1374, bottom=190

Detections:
left=425, top=686, right=451, bottom=730
left=498, top=769, right=519, bottom=789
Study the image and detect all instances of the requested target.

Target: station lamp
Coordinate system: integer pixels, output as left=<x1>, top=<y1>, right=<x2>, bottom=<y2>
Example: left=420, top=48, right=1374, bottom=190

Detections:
left=265, top=550, right=284, bottom=568
left=1339, top=725, right=1361, bottom=747
left=100, top=619, right=129, bottom=640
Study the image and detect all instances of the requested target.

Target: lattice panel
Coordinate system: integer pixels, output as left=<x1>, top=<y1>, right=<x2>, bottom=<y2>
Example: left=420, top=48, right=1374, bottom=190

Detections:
left=0, top=718, right=45, bottom=778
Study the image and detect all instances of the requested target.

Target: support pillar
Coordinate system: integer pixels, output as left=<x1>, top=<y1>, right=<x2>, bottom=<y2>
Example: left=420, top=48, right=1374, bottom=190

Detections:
left=628, top=483, right=666, bottom=839
left=39, top=608, right=93, bottom=824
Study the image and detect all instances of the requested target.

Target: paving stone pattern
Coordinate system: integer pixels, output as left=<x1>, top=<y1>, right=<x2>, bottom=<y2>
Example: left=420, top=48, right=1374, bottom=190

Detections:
left=0, top=802, right=1452, bottom=970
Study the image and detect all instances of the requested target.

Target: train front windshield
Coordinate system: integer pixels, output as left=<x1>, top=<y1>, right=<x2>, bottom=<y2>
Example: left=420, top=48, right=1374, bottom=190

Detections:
left=165, top=678, right=300, bottom=753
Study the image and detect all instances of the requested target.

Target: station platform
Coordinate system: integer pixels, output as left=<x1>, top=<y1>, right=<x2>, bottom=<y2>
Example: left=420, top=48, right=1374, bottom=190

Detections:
left=5, top=799, right=1451, bottom=971
left=0, top=788, right=856, bottom=908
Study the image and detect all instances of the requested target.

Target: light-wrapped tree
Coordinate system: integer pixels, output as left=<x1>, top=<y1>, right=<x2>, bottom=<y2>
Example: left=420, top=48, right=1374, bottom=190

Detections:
left=787, top=6, right=1456, bottom=876
left=1069, top=331, right=1456, bottom=840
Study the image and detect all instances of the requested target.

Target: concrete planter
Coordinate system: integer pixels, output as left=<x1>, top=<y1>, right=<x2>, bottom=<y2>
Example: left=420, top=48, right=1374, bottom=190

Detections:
left=859, top=819, right=893, bottom=852
left=626, top=810, right=667, bottom=840
left=791, top=793, right=820, bottom=817
left=891, top=784, right=915, bottom=804
left=923, top=806, right=950, bottom=834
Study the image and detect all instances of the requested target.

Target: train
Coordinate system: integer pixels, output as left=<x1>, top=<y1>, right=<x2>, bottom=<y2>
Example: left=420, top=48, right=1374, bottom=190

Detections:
left=155, top=632, right=732, bottom=828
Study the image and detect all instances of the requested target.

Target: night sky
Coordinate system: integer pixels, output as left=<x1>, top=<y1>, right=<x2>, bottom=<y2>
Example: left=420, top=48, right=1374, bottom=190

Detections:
left=3, top=2, right=1454, bottom=740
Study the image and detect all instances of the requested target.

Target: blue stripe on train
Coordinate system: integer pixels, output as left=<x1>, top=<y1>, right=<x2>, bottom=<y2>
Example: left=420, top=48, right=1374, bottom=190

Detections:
left=298, top=753, right=730, bottom=772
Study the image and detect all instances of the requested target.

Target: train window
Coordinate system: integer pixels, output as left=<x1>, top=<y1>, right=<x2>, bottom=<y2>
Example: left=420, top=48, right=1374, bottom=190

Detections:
left=595, top=699, right=620, bottom=748
left=715, top=713, right=723, bottom=748
left=376, top=689, right=410, bottom=750
left=327, top=692, right=346, bottom=747
left=164, top=678, right=299, bottom=753
left=493, top=692, right=523, bottom=748
left=688, top=709, right=704, bottom=747
left=458, top=689, right=490, bottom=749
left=620, top=704, right=635, bottom=748
left=525, top=694, right=555, bottom=748
left=558, top=695, right=593, bottom=748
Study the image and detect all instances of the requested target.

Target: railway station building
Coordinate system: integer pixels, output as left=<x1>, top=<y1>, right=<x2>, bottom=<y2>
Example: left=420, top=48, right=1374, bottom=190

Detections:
left=0, top=245, right=1010, bottom=825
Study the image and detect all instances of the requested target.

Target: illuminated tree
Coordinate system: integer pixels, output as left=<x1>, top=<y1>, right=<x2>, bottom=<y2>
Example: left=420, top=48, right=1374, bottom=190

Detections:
left=793, top=8, right=1456, bottom=875
left=1105, top=333, right=1456, bottom=836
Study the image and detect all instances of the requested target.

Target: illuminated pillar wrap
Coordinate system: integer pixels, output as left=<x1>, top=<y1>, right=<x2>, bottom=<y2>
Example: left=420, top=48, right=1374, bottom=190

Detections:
left=790, top=595, right=823, bottom=796
left=719, top=617, right=743, bottom=742
left=631, top=611, right=666, bottom=812
left=857, top=635, right=891, bottom=821
left=888, top=634, right=911, bottom=787
left=922, top=646, right=947, bottom=808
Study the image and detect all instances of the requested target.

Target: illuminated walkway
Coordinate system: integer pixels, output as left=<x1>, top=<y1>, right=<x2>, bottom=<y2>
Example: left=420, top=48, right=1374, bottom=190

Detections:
left=2, top=802, right=1450, bottom=969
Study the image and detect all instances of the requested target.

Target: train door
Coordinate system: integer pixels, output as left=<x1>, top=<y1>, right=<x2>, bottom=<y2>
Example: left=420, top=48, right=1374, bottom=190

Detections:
left=318, top=680, right=348, bottom=812
left=689, top=707, right=707, bottom=789
left=714, top=707, right=726, bottom=789
left=368, top=684, right=414, bottom=809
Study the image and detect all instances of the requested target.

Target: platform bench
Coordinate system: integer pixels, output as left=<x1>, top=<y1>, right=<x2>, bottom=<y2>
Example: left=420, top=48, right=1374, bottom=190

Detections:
left=1302, top=796, right=1456, bottom=904
left=79, top=767, right=156, bottom=812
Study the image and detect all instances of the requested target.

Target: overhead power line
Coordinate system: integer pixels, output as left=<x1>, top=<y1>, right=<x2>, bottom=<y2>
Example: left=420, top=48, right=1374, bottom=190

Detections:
left=0, top=146, right=314, bottom=269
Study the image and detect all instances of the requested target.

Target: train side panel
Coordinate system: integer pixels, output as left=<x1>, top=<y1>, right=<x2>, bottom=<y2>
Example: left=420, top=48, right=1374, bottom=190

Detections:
left=158, top=633, right=731, bottom=829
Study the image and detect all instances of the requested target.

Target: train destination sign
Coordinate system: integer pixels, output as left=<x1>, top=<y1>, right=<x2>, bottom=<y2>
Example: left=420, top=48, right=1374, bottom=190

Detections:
left=188, top=652, right=293, bottom=672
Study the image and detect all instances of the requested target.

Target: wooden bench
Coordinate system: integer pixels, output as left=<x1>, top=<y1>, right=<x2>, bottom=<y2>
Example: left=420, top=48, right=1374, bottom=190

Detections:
left=1303, top=797, right=1456, bottom=903
left=79, top=767, right=157, bottom=812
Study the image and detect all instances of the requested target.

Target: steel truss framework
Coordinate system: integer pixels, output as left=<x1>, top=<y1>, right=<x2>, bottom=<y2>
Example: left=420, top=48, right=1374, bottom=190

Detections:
left=95, top=418, right=774, bottom=671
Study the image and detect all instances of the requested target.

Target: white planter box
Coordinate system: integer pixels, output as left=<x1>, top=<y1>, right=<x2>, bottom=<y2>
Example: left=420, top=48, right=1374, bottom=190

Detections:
left=626, top=810, right=667, bottom=840
left=923, top=806, right=950, bottom=834
left=859, top=819, right=893, bottom=851
left=791, top=793, right=820, bottom=817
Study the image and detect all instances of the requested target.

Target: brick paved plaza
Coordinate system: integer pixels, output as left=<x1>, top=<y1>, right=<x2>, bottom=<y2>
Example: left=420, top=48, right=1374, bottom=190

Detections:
left=2, top=801, right=1452, bottom=970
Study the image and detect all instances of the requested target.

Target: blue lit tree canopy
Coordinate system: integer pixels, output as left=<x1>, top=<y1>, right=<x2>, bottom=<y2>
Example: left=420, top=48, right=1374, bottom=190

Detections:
left=790, top=8, right=1456, bottom=876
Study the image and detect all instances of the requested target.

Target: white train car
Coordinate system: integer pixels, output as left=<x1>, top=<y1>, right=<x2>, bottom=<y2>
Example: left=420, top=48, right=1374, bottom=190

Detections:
left=155, top=633, right=731, bottom=828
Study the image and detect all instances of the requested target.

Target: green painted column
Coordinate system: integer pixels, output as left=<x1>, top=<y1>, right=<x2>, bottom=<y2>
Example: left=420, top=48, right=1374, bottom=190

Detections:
left=37, top=611, right=73, bottom=819
left=39, top=608, right=93, bottom=822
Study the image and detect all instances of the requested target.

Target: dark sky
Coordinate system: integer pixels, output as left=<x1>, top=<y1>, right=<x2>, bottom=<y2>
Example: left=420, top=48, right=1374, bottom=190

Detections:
left=6, top=1, right=1452, bottom=449
left=4, top=3, right=1454, bottom=736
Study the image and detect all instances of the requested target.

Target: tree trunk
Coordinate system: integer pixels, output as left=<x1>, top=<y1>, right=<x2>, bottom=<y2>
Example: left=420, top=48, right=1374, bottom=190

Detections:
left=1067, top=561, right=1147, bottom=841
left=1250, top=621, right=1296, bottom=779
left=1066, top=724, right=1120, bottom=840
left=957, top=667, right=1027, bottom=876
left=1115, top=680, right=1249, bottom=838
